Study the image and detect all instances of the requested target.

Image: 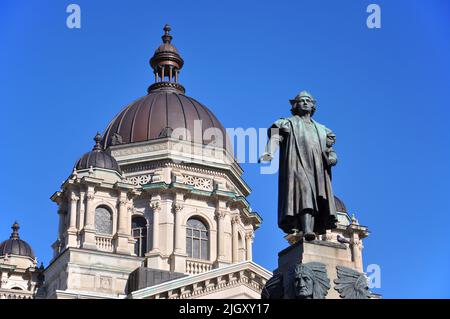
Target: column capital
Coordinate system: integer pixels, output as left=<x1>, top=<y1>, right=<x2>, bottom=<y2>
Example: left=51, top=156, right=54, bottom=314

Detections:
left=172, top=202, right=184, bottom=213
left=215, top=210, right=227, bottom=220
left=245, top=232, right=254, bottom=241
left=70, top=194, right=80, bottom=202
left=150, top=201, right=162, bottom=212
left=86, top=192, right=95, bottom=201
left=231, top=215, right=241, bottom=225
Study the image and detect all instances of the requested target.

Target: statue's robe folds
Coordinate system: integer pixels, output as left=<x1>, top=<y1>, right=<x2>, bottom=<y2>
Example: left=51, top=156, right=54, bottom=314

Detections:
left=269, top=116, right=338, bottom=234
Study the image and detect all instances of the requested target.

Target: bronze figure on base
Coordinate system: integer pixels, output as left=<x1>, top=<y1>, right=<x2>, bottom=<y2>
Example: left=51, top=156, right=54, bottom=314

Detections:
left=260, top=91, right=338, bottom=241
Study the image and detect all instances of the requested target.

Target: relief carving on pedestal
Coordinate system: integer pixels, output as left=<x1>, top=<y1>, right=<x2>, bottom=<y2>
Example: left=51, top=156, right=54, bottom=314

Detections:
left=334, top=265, right=372, bottom=299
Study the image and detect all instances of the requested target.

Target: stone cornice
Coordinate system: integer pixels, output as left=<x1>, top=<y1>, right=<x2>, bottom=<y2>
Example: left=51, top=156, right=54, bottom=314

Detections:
left=108, top=139, right=251, bottom=197
left=130, top=261, right=272, bottom=299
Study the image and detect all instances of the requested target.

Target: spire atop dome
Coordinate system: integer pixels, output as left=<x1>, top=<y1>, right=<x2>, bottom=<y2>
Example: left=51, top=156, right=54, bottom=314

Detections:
left=11, top=221, right=20, bottom=239
left=148, top=24, right=185, bottom=94
left=162, top=24, right=172, bottom=44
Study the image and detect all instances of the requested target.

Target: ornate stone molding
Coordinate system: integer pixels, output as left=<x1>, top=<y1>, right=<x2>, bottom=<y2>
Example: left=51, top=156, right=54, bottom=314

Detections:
left=167, top=162, right=227, bottom=178
left=146, top=270, right=265, bottom=299
left=124, top=174, right=152, bottom=186
left=180, top=174, right=213, bottom=191
left=112, top=143, right=168, bottom=157
left=122, top=161, right=167, bottom=174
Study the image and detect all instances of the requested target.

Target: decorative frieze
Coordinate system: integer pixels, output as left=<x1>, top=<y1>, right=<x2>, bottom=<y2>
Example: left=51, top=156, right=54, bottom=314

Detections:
left=111, top=143, right=168, bottom=157
left=124, top=174, right=152, bottom=186
left=180, top=174, right=213, bottom=191
left=143, top=269, right=265, bottom=299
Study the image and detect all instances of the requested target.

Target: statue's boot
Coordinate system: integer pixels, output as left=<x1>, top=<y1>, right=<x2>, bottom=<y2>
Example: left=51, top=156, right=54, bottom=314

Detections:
left=301, top=213, right=316, bottom=241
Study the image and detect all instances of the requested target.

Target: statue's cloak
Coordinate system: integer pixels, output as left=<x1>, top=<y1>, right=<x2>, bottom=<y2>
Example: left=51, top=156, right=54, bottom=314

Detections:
left=269, top=116, right=337, bottom=234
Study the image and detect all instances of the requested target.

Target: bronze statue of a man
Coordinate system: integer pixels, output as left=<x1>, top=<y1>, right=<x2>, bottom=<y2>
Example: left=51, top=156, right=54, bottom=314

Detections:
left=260, top=91, right=338, bottom=241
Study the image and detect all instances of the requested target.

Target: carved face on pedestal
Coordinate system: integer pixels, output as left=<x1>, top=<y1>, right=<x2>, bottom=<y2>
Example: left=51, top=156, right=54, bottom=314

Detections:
left=294, top=265, right=315, bottom=299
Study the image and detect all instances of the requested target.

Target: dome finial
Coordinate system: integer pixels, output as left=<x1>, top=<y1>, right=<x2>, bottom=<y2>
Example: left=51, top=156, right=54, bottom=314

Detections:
left=93, top=132, right=102, bottom=151
left=148, top=24, right=185, bottom=94
left=11, top=221, right=20, bottom=239
left=162, top=24, right=172, bottom=44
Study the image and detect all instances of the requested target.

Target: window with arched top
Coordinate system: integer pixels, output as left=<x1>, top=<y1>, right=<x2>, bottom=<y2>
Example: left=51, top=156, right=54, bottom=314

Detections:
left=95, top=206, right=113, bottom=234
left=132, top=216, right=147, bottom=257
left=186, top=218, right=209, bottom=260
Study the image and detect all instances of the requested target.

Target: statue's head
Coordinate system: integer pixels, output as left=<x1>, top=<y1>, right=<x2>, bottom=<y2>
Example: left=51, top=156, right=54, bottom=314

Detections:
left=290, top=91, right=316, bottom=116
left=294, top=264, right=315, bottom=298
left=293, top=262, right=331, bottom=299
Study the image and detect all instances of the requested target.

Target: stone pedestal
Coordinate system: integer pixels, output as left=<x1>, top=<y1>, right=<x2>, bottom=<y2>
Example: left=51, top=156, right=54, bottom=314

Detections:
left=145, top=251, right=165, bottom=270
left=80, top=228, right=97, bottom=250
left=114, top=234, right=131, bottom=255
left=264, top=238, right=370, bottom=299
left=278, top=239, right=353, bottom=299
left=170, top=252, right=188, bottom=273
left=65, top=229, right=78, bottom=248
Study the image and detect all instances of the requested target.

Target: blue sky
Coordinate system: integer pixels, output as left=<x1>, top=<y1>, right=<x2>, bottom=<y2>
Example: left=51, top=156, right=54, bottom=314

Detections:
left=1, top=0, right=449, bottom=298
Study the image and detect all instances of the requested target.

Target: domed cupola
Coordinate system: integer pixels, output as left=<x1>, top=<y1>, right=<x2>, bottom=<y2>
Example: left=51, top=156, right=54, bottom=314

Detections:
left=149, top=24, right=185, bottom=94
left=102, top=24, right=232, bottom=154
left=334, top=196, right=347, bottom=214
left=334, top=196, right=352, bottom=226
left=75, top=133, right=121, bottom=173
left=0, top=222, right=35, bottom=259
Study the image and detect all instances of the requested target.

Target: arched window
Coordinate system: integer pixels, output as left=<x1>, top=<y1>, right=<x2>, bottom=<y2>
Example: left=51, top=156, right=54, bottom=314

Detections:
left=132, top=216, right=147, bottom=257
left=186, top=218, right=209, bottom=260
left=95, top=206, right=113, bottom=234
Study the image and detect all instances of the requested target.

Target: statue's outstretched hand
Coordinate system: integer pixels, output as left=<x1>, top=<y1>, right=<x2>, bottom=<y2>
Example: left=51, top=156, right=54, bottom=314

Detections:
left=259, top=153, right=273, bottom=163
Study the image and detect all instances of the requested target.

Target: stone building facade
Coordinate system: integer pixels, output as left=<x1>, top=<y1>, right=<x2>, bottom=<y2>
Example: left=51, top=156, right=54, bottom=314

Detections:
left=0, top=223, right=44, bottom=299
left=0, top=25, right=370, bottom=299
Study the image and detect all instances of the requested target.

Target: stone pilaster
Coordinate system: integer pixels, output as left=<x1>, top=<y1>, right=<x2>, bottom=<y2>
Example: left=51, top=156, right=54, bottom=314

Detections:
left=150, top=201, right=161, bottom=253
left=170, top=193, right=187, bottom=273
left=245, top=232, right=254, bottom=261
left=66, top=192, right=79, bottom=247
left=173, top=202, right=184, bottom=254
left=81, top=187, right=96, bottom=250
left=351, top=236, right=363, bottom=272
left=145, top=198, right=165, bottom=269
left=214, top=204, right=227, bottom=267
left=115, top=191, right=131, bottom=255
left=57, top=208, right=65, bottom=244
left=231, top=215, right=240, bottom=263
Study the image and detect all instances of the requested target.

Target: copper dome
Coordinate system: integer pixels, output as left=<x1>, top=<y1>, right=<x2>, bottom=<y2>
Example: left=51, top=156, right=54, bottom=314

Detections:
left=102, top=90, right=232, bottom=153
left=0, top=222, right=35, bottom=259
left=75, top=133, right=121, bottom=173
left=102, top=25, right=232, bottom=154
left=334, top=196, right=347, bottom=213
